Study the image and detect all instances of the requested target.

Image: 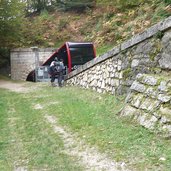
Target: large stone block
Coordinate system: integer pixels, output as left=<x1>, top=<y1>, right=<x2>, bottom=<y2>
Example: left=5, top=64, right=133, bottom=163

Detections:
left=137, top=112, right=158, bottom=130
left=159, top=53, right=171, bottom=70
left=120, top=104, right=137, bottom=118
left=141, top=75, right=158, bottom=86
left=131, top=59, right=139, bottom=68
left=159, top=106, right=171, bottom=118
left=158, top=81, right=168, bottom=92
left=130, top=94, right=144, bottom=108
left=158, top=94, right=171, bottom=103
left=140, top=98, right=160, bottom=112
left=130, top=80, right=146, bottom=93
left=158, top=16, right=171, bottom=31
left=145, top=87, right=158, bottom=98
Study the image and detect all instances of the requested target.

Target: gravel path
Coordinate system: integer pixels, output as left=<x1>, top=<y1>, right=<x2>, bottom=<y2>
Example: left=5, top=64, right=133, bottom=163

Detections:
left=0, top=80, right=30, bottom=93
left=0, top=79, right=47, bottom=93
left=45, top=115, right=131, bottom=171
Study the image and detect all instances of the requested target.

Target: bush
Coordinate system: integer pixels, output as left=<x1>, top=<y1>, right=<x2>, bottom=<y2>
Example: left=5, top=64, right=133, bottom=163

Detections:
left=117, top=0, right=146, bottom=8
left=58, top=18, right=69, bottom=31
left=57, top=0, right=95, bottom=12
left=96, top=0, right=146, bottom=9
left=0, top=48, right=10, bottom=68
left=164, top=0, right=171, bottom=4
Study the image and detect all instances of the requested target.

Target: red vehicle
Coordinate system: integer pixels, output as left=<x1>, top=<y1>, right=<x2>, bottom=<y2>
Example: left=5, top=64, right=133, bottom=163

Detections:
left=43, top=42, right=96, bottom=73
left=27, top=42, right=96, bottom=81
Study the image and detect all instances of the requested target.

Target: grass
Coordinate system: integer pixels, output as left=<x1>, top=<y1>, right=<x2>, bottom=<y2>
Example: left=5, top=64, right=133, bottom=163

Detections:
left=0, top=82, right=171, bottom=170
left=0, top=88, right=84, bottom=171
left=0, top=75, right=10, bottom=80
left=96, top=43, right=115, bottom=56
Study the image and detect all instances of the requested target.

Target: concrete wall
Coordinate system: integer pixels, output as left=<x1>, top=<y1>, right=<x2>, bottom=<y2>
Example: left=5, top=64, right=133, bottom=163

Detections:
left=66, top=16, right=171, bottom=137
left=10, top=48, right=55, bottom=81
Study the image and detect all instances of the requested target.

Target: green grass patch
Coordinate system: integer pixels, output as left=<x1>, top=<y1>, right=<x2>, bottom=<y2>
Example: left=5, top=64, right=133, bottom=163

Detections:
left=1, top=83, right=171, bottom=170
left=0, top=88, right=84, bottom=171
left=96, top=44, right=114, bottom=56
left=0, top=75, right=10, bottom=80
left=38, top=86, right=171, bottom=171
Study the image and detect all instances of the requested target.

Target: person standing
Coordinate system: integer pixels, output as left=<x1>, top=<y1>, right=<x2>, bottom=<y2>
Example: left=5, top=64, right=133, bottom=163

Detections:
left=49, top=57, right=59, bottom=86
left=58, top=58, right=65, bottom=87
left=50, top=57, right=58, bottom=67
left=49, top=57, right=65, bottom=87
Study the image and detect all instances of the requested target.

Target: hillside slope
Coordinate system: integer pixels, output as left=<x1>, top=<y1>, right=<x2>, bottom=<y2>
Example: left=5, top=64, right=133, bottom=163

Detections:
left=16, top=1, right=171, bottom=55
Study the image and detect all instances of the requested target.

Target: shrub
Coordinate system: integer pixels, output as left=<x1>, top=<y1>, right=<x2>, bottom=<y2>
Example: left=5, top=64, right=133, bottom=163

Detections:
left=116, top=0, right=146, bottom=8
left=0, top=48, right=10, bottom=69
left=164, top=0, right=171, bottom=4
left=58, top=18, right=69, bottom=31
left=57, top=0, right=95, bottom=12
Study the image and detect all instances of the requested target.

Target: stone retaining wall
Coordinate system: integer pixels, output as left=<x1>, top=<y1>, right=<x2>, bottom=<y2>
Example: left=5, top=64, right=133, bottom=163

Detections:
left=66, top=17, right=171, bottom=95
left=66, top=16, right=171, bottom=136
left=121, top=73, right=171, bottom=137
left=67, top=28, right=171, bottom=95
left=10, top=48, right=55, bottom=81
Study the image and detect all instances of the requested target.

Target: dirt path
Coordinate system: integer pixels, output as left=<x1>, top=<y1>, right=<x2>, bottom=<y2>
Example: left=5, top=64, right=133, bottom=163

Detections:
left=45, top=115, right=130, bottom=171
left=0, top=80, right=30, bottom=92
left=0, top=79, right=47, bottom=93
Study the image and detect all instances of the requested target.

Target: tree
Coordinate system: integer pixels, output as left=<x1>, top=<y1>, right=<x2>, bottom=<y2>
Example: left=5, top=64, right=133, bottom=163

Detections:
left=0, top=0, right=25, bottom=71
left=96, top=0, right=146, bottom=8
left=25, top=0, right=54, bottom=13
left=0, top=0, right=25, bottom=48
left=56, top=0, right=95, bottom=12
left=164, top=0, right=171, bottom=4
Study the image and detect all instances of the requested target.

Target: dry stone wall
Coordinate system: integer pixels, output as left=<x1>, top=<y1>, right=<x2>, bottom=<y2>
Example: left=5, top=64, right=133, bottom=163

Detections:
left=121, top=73, right=171, bottom=137
left=11, top=48, right=55, bottom=80
left=66, top=16, right=171, bottom=137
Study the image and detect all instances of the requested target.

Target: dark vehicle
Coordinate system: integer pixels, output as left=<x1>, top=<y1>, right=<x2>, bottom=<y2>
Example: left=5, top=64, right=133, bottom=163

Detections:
left=27, top=42, right=96, bottom=82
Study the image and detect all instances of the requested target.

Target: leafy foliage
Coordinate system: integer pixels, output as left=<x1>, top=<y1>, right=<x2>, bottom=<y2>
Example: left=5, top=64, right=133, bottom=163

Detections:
left=164, top=0, right=171, bottom=4
left=0, top=48, right=10, bottom=68
left=0, top=0, right=171, bottom=74
left=19, top=11, right=70, bottom=47
left=0, top=0, right=25, bottom=48
left=1, top=0, right=170, bottom=49
left=96, top=0, right=146, bottom=8
left=57, top=0, right=95, bottom=11
left=0, top=0, right=25, bottom=71
left=25, top=0, right=55, bottom=13
left=24, top=0, right=95, bottom=13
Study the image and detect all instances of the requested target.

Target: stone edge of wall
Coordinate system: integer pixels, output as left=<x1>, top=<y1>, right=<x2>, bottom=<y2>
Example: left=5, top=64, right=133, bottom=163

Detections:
left=11, top=48, right=56, bottom=52
left=66, top=16, right=171, bottom=80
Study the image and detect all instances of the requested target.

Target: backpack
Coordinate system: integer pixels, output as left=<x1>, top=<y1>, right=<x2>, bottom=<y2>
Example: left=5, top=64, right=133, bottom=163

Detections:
left=55, top=62, right=63, bottom=72
left=48, top=66, right=54, bottom=75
